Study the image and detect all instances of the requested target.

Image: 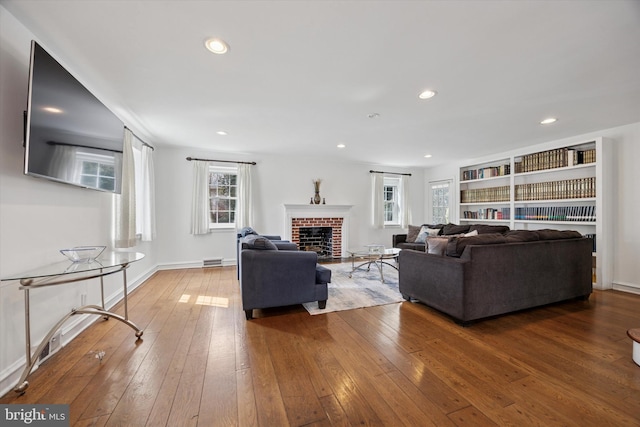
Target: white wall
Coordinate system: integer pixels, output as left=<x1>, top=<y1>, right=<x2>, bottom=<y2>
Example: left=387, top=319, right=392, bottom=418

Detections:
left=155, top=147, right=424, bottom=266
left=423, top=122, right=640, bottom=293
left=0, top=7, right=158, bottom=395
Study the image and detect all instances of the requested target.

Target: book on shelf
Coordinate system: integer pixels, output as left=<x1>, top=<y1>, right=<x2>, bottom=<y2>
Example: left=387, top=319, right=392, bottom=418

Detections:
left=514, top=145, right=596, bottom=173
left=583, top=233, right=597, bottom=252
left=461, top=164, right=510, bottom=181
left=463, top=207, right=511, bottom=220
left=514, top=205, right=595, bottom=222
left=460, top=185, right=510, bottom=203
left=514, top=177, right=595, bottom=200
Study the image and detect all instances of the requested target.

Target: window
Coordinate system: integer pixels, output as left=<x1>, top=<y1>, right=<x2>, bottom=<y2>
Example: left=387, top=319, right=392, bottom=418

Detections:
left=384, top=177, right=400, bottom=225
left=430, top=180, right=452, bottom=224
left=77, top=152, right=116, bottom=192
left=208, top=166, right=237, bottom=228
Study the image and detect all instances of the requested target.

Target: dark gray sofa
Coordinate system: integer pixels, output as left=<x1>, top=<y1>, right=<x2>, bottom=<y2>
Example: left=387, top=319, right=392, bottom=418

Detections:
left=239, top=235, right=331, bottom=319
left=398, top=230, right=593, bottom=324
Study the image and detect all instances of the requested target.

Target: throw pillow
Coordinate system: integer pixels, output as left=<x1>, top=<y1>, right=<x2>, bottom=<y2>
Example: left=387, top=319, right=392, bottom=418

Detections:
left=427, top=237, right=449, bottom=256
left=469, top=224, right=510, bottom=235
left=242, top=234, right=278, bottom=250
left=406, top=225, right=422, bottom=243
left=463, top=230, right=478, bottom=237
left=239, top=226, right=258, bottom=237
left=441, top=223, right=471, bottom=235
left=415, top=226, right=441, bottom=244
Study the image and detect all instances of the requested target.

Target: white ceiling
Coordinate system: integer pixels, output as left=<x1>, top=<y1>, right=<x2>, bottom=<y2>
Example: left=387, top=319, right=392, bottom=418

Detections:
left=4, top=0, right=640, bottom=168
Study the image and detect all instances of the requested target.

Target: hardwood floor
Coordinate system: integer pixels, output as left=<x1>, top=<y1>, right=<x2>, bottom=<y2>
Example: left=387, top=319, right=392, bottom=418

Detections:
left=2, top=267, right=639, bottom=426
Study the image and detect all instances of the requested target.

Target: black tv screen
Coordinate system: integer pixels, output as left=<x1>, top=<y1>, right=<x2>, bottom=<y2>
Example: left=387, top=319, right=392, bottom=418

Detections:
left=24, top=40, right=124, bottom=194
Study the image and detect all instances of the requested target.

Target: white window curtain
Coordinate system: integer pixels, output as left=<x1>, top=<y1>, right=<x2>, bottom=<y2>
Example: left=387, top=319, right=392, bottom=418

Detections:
left=399, top=175, right=411, bottom=228
left=47, top=144, right=79, bottom=182
left=113, top=129, right=137, bottom=248
left=236, top=163, right=252, bottom=229
left=191, top=160, right=211, bottom=235
left=139, top=144, right=156, bottom=241
left=371, top=173, right=384, bottom=228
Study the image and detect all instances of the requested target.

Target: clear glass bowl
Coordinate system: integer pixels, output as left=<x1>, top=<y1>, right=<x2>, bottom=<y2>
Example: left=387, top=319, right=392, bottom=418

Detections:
left=60, top=246, right=106, bottom=263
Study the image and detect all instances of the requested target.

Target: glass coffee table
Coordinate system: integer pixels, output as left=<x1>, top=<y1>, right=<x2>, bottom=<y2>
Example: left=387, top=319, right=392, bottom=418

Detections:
left=347, top=245, right=401, bottom=283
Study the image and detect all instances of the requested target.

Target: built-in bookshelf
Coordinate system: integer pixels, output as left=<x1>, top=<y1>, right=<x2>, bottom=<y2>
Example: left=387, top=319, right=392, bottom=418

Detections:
left=458, top=138, right=611, bottom=290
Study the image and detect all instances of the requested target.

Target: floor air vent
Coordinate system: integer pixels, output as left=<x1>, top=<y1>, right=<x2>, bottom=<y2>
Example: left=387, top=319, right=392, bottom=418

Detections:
left=203, top=258, right=223, bottom=268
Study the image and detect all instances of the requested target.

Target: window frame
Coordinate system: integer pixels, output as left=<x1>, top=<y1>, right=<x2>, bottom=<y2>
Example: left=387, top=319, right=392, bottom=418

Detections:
left=208, top=165, right=238, bottom=230
left=429, top=179, right=453, bottom=224
left=76, top=151, right=117, bottom=192
left=383, top=176, right=401, bottom=226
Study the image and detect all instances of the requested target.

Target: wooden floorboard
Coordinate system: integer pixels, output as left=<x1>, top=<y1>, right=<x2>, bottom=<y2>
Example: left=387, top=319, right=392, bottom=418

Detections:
left=2, top=266, right=640, bottom=426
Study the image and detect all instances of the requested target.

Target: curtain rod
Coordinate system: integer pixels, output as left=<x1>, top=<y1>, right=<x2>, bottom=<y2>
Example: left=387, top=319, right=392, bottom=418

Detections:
left=124, top=126, right=154, bottom=151
left=186, top=157, right=257, bottom=165
left=369, top=169, right=412, bottom=177
left=47, top=140, right=122, bottom=154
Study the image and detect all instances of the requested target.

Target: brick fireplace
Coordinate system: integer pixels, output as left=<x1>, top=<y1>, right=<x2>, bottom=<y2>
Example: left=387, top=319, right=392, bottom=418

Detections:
left=284, top=204, right=353, bottom=258
left=292, top=219, right=343, bottom=259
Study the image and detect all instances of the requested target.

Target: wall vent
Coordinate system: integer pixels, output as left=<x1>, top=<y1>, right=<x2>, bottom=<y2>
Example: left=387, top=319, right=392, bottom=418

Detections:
left=203, top=258, right=223, bottom=268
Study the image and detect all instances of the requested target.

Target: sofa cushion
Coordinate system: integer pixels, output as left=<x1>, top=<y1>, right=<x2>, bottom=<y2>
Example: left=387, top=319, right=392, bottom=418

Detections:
left=396, top=242, right=426, bottom=251
left=469, top=224, right=510, bottom=235
left=242, top=234, right=279, bottom=250
left=504, top=230, right=541, bottom=242
left=427, top=237, right=449, bottom=256
left=442, top=223, right=471, bottom=235
left=446, top=233, right=507, bottom=257
left=536, top=229, right=583, bottom=240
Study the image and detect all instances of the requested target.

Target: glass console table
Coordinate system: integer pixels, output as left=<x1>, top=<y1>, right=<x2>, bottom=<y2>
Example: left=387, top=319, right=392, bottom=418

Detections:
left=1, top=251, right=145, bottom=394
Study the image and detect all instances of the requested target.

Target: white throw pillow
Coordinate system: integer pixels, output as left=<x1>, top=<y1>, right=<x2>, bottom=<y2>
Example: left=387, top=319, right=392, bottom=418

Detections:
left=415, top=226, right=441, bottom=243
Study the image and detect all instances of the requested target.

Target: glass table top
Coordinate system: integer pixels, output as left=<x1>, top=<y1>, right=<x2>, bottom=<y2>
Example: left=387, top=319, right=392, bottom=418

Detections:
left=1, top=252, right=145, bottom=282
left=347, top=246, right=401, bottom=257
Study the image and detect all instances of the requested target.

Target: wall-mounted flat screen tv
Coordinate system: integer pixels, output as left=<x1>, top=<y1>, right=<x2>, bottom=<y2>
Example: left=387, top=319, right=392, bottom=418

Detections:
left=24, top=40, right=124, bottom=194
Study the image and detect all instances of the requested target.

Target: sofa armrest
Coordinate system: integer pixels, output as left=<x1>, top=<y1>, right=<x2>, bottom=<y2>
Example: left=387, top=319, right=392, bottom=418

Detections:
left=393, top=234, right=408, bottom=248
left=315, top=264, right=332, bottom=284
left=274, top=241, right=299, bottom=251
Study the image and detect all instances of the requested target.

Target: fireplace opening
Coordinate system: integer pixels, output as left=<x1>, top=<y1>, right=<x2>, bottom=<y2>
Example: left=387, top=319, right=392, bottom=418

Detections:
left=299, top=227, right=333, bottom=259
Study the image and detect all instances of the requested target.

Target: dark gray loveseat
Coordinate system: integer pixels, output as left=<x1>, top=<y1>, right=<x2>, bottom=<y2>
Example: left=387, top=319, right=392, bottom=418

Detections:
left=398, top=230, right=593, bottom=324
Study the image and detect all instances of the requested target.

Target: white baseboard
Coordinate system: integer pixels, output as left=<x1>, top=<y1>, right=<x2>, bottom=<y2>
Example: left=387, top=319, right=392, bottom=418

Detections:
left=157, top=258, right=235, bottom=270
left=612, top=281, right=640, bottom=295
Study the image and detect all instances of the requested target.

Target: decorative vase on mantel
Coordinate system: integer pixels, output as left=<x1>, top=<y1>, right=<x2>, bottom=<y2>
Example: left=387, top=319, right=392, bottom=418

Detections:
left=312, top=179, right=322, bottom=205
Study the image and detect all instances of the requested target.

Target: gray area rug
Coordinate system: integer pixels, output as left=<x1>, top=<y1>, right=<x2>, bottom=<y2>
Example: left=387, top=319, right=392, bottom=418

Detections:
left=303, top=261, right=403, bottom=315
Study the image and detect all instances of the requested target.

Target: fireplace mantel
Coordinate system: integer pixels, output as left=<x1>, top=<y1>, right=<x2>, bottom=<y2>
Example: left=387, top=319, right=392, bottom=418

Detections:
left=284, top=204, right=353, bottom=257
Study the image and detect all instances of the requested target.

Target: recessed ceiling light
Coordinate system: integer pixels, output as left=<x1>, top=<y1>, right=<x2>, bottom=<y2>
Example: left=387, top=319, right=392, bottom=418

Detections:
left=205, top=38, right=229, bottom=54
left=540, top=117, right=557, bottom=125
left=216, top=131, right=228, bottom=135
left=43, top=106, right=63, bottom=114
left=418, top=90, right=437, bottom=99
left=424, top=154, right=432, bottom=158
left=337, top=144, right=346, bottom=148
